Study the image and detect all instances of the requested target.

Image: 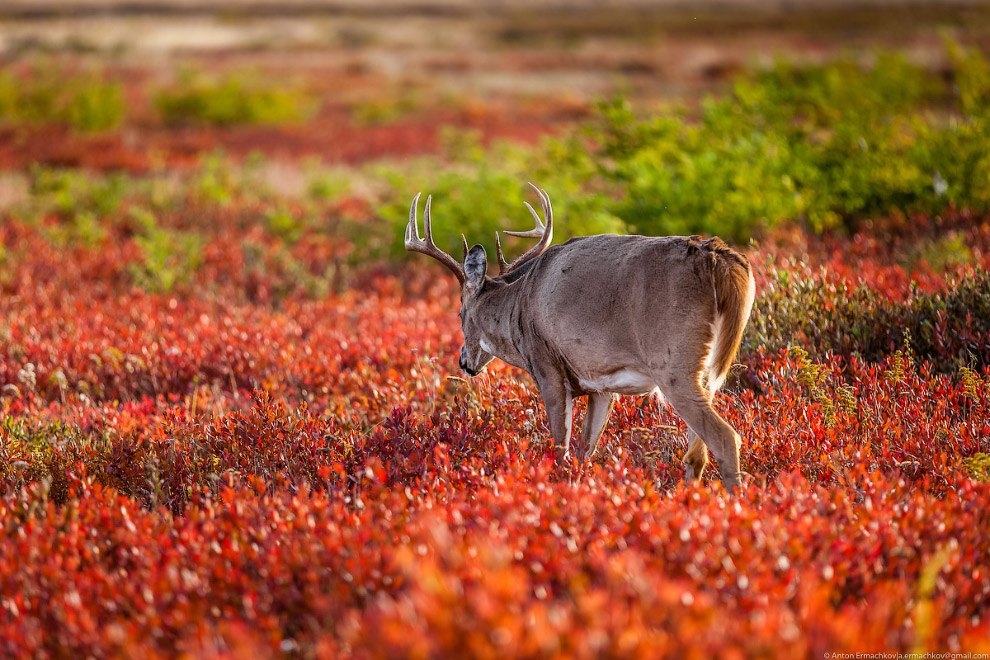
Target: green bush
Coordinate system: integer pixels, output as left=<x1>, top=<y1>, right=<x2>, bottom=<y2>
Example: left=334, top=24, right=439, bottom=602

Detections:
left=0, top=64, right=124, bottom=132
left=584, top=44, right=990, bottom=242
left=155, top=70, right=315, bottom=126
left=24, top=167, right=129, bottom=246
left=962, top=453, right=990, bottom=482
left=373, top=41, right=990, bottom=250
left=377, top=130, right=624, bottom=262
left=596, top=95, right=807, bottom=240
left=64, top=79, right=126, bottom=132
left=128, top=207, right=204, bottom=293
left=28, top=166, right=128, bottom=218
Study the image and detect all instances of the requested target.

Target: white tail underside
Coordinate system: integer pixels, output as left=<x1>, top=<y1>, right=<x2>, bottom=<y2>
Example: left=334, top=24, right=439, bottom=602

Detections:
left=703, top=269, right=756, bottom=395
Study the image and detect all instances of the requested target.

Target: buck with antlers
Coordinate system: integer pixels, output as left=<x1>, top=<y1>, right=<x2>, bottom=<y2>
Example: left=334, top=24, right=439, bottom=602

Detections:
left=405, top=184, right=756, bottom=491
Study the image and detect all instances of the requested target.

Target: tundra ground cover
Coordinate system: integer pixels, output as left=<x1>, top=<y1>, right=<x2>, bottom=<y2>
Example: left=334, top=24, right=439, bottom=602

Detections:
left=2, top=39, right=990, bottom=658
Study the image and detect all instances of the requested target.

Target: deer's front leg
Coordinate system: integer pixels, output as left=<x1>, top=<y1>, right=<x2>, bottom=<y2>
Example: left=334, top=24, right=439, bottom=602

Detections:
left=534, top=372, right=573, bottom=461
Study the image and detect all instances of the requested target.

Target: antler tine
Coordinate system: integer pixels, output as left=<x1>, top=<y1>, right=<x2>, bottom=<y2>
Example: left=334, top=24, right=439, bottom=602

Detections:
left=405, top=192, right=422, bottom=243
left=505, top=182, right=552, bottom=238
left=532, top=182, right=552, bottom=225
left=497, top=183, right=555, bottom=277
left=423, top=194, right=434, bottom=243
left=505, top=202, right=546, bottom=238
left=403, top=192, right=467, bottom=285
left=495, top=232, right=511, bottom=275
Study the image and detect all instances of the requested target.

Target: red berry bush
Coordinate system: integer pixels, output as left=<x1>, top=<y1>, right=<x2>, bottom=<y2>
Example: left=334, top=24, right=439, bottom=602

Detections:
left=2, top=190, right=990, bottom=657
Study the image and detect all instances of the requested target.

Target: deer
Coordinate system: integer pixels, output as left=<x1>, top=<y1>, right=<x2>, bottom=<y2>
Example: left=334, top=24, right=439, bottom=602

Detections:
left=404, top=183, right=756, bottom=491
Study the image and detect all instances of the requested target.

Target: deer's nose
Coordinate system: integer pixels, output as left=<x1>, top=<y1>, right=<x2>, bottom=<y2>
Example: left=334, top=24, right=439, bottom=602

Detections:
left=459, top=357, right=477, bottom=377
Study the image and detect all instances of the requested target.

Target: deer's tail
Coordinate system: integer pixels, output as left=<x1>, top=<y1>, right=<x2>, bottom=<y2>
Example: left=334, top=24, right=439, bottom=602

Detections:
left=703, top=241, right=756, bottom=394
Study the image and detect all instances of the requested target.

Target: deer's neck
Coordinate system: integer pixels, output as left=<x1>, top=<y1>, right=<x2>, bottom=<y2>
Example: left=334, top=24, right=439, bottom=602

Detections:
left=477, top=282, right=530, bottom=372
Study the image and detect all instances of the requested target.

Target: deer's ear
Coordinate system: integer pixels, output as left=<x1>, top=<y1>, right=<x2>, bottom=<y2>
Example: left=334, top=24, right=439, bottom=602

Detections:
left=464, top=244, right=487, bottom=291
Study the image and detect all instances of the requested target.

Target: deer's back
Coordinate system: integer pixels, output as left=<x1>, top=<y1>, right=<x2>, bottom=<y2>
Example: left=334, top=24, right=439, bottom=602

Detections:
left=510, top=234, right=731, bottom=381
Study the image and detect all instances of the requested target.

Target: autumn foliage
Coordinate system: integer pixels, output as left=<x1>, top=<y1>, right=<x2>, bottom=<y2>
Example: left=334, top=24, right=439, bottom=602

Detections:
left=0, top=190, right=989, bottom=659
left=2, top=41, right=990, bottom=658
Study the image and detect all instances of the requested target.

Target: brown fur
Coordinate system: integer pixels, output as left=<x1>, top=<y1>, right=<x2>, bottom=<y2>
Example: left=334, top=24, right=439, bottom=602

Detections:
left=456, top=234, right=757, bottom=491
left=705, top=238, right=754, bottom=391
left=409, top=189, right=757, bottom=492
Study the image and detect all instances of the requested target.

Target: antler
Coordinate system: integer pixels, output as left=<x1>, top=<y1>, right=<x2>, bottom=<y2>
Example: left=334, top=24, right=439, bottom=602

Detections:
left=405, top=193, right=467, bottom=285
left=496, top=182, right=554, bottom=277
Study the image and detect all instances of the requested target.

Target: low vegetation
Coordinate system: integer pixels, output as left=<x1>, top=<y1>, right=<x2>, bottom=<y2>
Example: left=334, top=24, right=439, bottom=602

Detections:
left=1, top=40, right=989, bottom=659
left=155, top=69, right=316, bottom=127
left=378, top=40, right=990, bottom=255
left=0, top=63, right=125, bottom=132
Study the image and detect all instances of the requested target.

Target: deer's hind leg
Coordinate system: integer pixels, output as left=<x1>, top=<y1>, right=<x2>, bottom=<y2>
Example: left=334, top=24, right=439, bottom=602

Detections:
left=683, top=378, right=714, bottom=481
left=663, top=381, right=742, bottom=492
left=683, top=430, right=709, bottom=482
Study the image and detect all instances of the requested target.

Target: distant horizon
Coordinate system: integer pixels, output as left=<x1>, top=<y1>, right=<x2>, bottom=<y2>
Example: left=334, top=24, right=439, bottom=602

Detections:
left=2, top=0, right=987, bottom=16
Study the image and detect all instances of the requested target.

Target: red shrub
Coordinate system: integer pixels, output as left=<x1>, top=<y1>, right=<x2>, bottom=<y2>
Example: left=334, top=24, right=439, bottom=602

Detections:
left=2, top=206, right=990, bottom=658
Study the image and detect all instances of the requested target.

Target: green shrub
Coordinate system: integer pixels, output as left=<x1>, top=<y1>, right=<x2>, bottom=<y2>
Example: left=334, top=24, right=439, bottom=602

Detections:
left=191, top=152, right=238, bottom=205
left=374, top=41, right=990, bottom=263
left=946, top=37, right=990, bottom=116
left=370, top=42, right=990, bottom=250
left=305, top=164, right=351, bottom=201
left=64, top=78, right=125, bottom=132
left=25, top=167, right=128, bottom=245
left=377, top=131, right=623, bottom=261
left=352, top=93, right=421, bottom=126
left=597, top=95, right=807, bottom=241
left=264, top=205, right=306, bottom=243
left=583, top=43, right=990, bottom=242
left=0, top=67, right=60, bottom=124
left=128, top=207, right=204, bottom=293
left=962, top=453, right=990, bottom=482
left=903, top=233, right=973, bottom=273
left=155, top=69, right=315, bottom=126
left=0, top=64, right=124, bottom=132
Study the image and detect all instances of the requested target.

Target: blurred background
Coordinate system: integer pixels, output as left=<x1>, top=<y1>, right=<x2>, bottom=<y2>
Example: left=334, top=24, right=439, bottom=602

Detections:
left=1, top=0, right=989, bottom=262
